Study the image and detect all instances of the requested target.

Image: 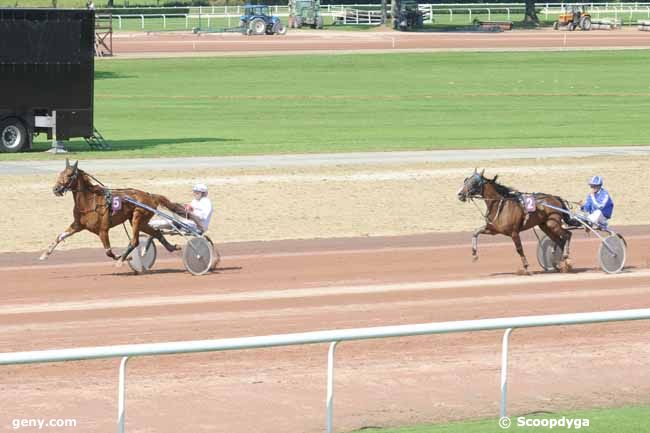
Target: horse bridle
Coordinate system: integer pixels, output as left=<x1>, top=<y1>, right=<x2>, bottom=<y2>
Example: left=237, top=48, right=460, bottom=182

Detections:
left=463, top=173, right=486, bottom=200
left=57, top=168, right=80, bottom=194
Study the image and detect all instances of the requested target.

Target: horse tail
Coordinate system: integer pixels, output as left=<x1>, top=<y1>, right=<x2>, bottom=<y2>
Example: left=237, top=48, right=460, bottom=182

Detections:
left=153, top=194, right=186, bottom=217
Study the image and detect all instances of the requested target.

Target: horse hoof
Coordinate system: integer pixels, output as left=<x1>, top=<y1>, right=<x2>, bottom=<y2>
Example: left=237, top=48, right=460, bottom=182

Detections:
left=39, top=253, right=48, bottom=261
left=560, top=260, right=573, bottom=273
left=472, top=255, right=479, bottom=263
left=115, top=260, right=125, bottom=268
left=516, top=268, right=532, bottom=276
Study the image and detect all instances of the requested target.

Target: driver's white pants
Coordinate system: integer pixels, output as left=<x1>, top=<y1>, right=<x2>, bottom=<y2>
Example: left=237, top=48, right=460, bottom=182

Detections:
left=587, top=210, right=608, bottom=226
left=149, top=217, right=197, bottom=231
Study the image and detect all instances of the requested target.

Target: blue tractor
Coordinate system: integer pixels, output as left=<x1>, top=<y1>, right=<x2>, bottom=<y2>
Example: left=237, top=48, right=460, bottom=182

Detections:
left=240, top=4, right=287, bottom=35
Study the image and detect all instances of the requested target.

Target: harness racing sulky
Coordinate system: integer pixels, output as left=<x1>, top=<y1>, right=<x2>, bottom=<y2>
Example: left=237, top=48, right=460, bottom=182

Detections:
left=40, top=159, right=219, bottom=276
left=457, top=169, right=626, bottom=275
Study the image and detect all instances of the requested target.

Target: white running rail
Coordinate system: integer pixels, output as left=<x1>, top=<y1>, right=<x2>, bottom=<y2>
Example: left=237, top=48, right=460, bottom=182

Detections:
left=1, top=308, right=649, bottom=433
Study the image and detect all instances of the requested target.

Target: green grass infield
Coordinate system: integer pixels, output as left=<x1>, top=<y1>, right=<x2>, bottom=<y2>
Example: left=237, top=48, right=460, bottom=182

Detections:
left=7, top=50, right=650, bottom=160
left=350, top=405, right=650, bottom=433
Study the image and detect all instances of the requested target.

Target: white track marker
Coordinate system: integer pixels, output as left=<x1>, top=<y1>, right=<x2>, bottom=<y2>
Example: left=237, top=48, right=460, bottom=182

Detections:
left=564, top=33, right=567, bottom=48
left=392, top=37, right=395, bottom=48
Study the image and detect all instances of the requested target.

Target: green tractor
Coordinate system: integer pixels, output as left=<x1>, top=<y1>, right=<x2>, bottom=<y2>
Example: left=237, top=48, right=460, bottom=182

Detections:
left=391, top=0, right=424, bottom=31
left=288, top=0, right=324, bottom=29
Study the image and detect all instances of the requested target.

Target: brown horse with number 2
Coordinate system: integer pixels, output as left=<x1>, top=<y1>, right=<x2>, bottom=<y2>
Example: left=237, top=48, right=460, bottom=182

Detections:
left=457, top=169, right=575, bottom=274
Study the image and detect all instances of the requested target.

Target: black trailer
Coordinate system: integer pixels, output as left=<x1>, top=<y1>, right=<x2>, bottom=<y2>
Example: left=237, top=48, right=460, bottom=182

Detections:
left=0, top=9, right=95, bottom=153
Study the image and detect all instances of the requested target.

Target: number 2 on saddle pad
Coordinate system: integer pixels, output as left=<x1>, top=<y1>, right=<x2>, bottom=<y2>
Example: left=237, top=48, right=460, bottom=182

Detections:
left=524, top=195, right=536, bottom=212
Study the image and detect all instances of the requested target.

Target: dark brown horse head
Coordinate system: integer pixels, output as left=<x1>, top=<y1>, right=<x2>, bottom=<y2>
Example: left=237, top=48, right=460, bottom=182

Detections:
left=53, top=159, right=80, bottom=196
left=457, top=168, right=486, bottom=202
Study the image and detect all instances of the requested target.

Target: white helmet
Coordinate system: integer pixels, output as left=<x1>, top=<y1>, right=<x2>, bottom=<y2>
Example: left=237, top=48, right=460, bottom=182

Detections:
left=192, top=183, right=208, bottom=194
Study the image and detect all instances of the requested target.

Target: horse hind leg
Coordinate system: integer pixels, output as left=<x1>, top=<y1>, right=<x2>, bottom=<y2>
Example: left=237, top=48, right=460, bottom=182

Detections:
left=541, top=220, right=572, bottom=273
left=116, top=214, right=145, bottom=267
left=559, top=229, right=573, bottom=272
left=140, top=223, right=179, bottom=253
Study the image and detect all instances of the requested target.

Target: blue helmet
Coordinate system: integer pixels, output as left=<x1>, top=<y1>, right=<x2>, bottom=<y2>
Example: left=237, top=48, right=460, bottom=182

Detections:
left=589, top=175, right=603, bottom=186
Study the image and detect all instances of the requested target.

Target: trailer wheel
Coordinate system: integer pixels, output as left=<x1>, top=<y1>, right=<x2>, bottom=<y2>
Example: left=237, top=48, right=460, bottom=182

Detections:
left=0, top=118, right=27, bottom=153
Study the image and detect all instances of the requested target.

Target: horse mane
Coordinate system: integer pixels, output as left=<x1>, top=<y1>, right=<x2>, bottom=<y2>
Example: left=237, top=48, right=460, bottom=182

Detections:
left=487, top=176, right=520, bottom=198
left=77, top=169, right=105, bottom=194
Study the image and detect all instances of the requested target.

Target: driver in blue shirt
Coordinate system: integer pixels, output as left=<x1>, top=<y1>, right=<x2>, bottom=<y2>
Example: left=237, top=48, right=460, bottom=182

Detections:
left=581, top=175, right=614, bottom=227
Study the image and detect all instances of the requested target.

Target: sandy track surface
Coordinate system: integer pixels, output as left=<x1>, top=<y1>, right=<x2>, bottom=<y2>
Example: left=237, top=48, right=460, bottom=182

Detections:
left=2, top=155, right=648, bottom=254
left=110, top=28, right=650, bottom=58
left=1, top=230, right=649, bottom=433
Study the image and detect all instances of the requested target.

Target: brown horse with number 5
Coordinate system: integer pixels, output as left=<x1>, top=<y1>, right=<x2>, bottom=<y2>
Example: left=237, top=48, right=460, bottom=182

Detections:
left=41, top=159, right=185, bottom=266
left=457, top=169, right=575, bottom=274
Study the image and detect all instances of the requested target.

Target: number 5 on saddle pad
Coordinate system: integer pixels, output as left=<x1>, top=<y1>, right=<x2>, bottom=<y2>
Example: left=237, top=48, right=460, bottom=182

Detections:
left=112, top=196, right=122, bottom=215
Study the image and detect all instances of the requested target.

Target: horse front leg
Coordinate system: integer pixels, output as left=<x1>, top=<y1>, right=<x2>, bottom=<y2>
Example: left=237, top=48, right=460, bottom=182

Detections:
left=39, top=222, right=83, bottom=260
left=472, top=224, right=492, bottom=262
left=99, top=229, right=118, bottom=260
left=511, top=231, right=530, bottom=275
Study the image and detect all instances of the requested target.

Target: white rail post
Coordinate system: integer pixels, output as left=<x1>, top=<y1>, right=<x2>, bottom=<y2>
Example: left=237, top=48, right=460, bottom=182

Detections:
left=500, top=328, right=514, bottom=418
left=117, top=356, right=130, bottom=433
left=488, top=8, right=491, bottom=20
left=140, top=14, right=145, bottom=30
left=468, top=8, right=472, bottom=22
left=326, top=342, right=339, bottom=433
left=163, top=14, right=166, bottom=29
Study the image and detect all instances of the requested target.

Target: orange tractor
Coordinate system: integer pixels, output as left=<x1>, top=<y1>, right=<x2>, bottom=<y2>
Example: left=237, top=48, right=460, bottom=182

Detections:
left=553, top=5, right=592, bottom=31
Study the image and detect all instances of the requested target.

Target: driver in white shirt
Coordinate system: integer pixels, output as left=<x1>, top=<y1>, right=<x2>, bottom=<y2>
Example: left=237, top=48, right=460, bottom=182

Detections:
left=149, top=183, right=213, bottom=233
left=184, top=183, right=213, bottom=232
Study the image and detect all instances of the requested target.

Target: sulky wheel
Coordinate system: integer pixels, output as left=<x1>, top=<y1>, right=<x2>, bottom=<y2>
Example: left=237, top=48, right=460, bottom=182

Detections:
left=204, top=235, right=221, bottom=270
left=598, top=234, right=626, bottom=274
left=536, top=235, right=562, bottom=271
left=183, top=236, right=214, bottom=276
left=128, top=235, right=157, bottom=274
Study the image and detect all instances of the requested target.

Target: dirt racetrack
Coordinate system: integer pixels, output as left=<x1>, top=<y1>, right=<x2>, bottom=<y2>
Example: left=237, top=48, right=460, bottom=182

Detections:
left=1, top=229, right=650, bottom=433
left=111, top=28, right=650, bottom=58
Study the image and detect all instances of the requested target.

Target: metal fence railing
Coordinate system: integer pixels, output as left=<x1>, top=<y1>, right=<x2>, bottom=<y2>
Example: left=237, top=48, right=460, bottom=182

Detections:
left=97, top=3, right=650, bottom=31
left=1, top=308, right=649, bottom=433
